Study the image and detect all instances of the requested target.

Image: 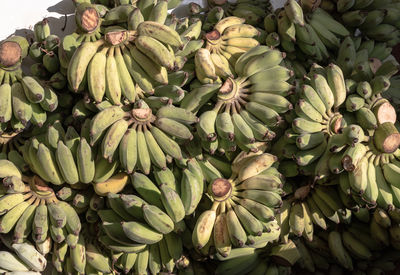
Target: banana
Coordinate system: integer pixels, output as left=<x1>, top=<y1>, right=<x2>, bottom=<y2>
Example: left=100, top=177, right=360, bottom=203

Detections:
left=0, top=196, right=33, bottom=234
left=77, top=137, right=95, bottom=184
left=37, top=143, right=64, bottom=185
left=131, top=173, right=162, bottom=209
left=195, top=48, right=217, bottom=82
left=135, top=126, right=150, bottom=175
left=214, top=16, right=246, bottom=35
left=296, top=99, right=325, bottom=123
left=12, top=242, right=47, bottom=272
left=214, top=211, right=231, bottom=257
left=232, top=111, right=255, bottom=145
left=143, top=204, right=174, bottom=234
left=221, top=24, right=259, bottom=40
left=289, top=202, right=304, bottom=237
left=155, top=117, right=193, bottom=140
left=114, top=46, right=136, bottom=103
left=118, top=128, right=137, bottom=174
left=0, top=84, right=12, bottom=123
left=160, top=183, right=185, bottom=223
left=148, top=0, right=168, bottom=24
left=150, top=126, right=183, bottom=160
left=105, top=47, right=122, bottom=105
left=12, top=82, right=32, bottom=126
left=232, top=202, right=263, bottom=236
left=122, top=221, right=163, bottom=244
left=181, top=168, right=202, bottom=215
left=137, top=21, right=183, bottom=48
left=0, top=159, right=22, bottom=179
left=68, top=39, right=104, bottom=91
left=382, top=162, right=400, bottom=189
left=58, top=201, right=81, bottom=235
left=93, top=172, right=128, bottom=196
left=225, top=202, right=247, bottom=248
left=156, top=105, right=197, bottom=125
left=284, top=0, right=304, bottom=26
left=0, top=251, right=30, bottom=272
left=85, top=243, right=112, bottom=273
left=328, top=231, right=353, bottom=270
left=101, top=118, right=128, bottom=162
left=292, top=117, right=324, bottom=134
left=87, top=46, right=107, bottom=103
left=55, top=140, right=79, bottom=185
left=69, top=234, right=86, bottom=273
left=247, top=93, right=292, bottom=113
left=21, top=76, right=44, bottom=104
left=135, top=35, right=175, bottom=71
left=348, top=155, right=368, bottom=194
left=277, top=10, right=296, bottom=43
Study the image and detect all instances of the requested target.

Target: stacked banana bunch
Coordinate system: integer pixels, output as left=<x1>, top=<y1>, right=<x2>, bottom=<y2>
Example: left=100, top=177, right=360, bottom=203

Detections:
left=264, top=0, right=349, bottom=61
left=0, top=36, right=57, bottom=133
left=188, top=45, right=293, bottom=154
left=194, top=16, right=261, bottom=83
left=326, top=0, right=400, bottom=46
left=90, top=101, right=197, bottom=174
left=1, top=0, right=400, bottom=274
left=192, top=152, right=284, bottom=257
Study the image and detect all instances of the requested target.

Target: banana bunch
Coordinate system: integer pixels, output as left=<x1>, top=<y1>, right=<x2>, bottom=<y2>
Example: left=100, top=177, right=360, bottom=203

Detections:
left=50, top=222, right=116, bottom=274
left=282, top=64, right=348, bottom=177
left=67, top=20, right=192, bottom=103
left=264, top=1, right=349, bottom=61
left=205, top=0, right=273, bottom=27
left=336, top=36, right=399, bottom=80
left=90, top=101, right=197, bottom=174
left=329, top=0, right=400, bottom=46
left=194, top=16, right=261, bottom=83
left=112, top=234, right=184, bottom=274
left=214, top=242, right=298, bottom=275
left=279, top=184, right=350, bottom=243
left=21, top=121, right=120, bottom=186
left=29, top=19, right=67, bottom=92
left=186, top=46, right=293, bottom=154
left=0, top=164, right=83, bottom=251
left=97, top=161, right=204, bottom=246
left=97, top=192, right=184, bottom=247
left=192, top=152, right=284, bottom=257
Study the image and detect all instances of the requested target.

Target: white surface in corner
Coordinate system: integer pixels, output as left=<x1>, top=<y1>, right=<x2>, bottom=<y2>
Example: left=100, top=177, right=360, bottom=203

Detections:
left=0, top=0, right=284, bottom=40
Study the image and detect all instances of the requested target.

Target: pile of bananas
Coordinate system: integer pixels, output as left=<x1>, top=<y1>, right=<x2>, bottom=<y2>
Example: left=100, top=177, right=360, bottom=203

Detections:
left=1, top=0, right=400, bottom=273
